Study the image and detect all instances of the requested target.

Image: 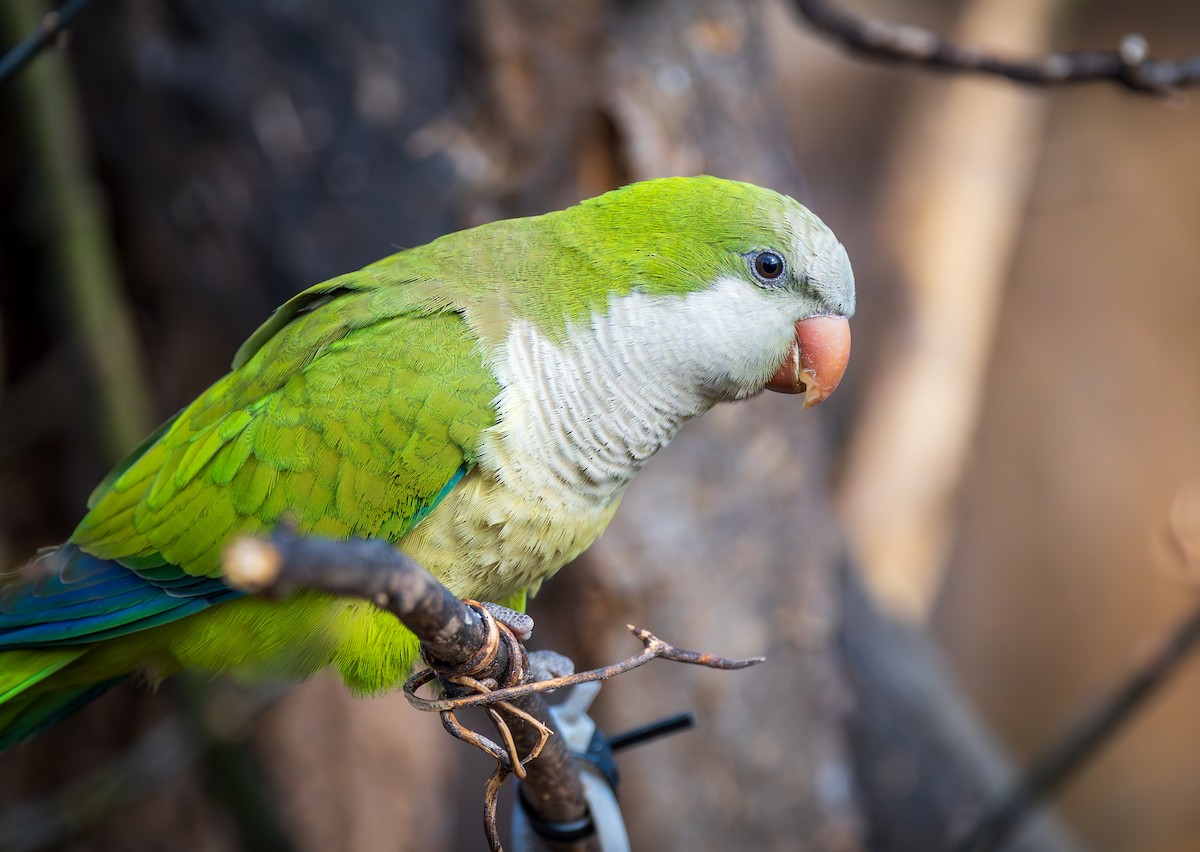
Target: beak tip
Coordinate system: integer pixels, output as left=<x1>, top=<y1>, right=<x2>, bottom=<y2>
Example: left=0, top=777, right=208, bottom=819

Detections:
left=765, top=315, right=851, bottom=405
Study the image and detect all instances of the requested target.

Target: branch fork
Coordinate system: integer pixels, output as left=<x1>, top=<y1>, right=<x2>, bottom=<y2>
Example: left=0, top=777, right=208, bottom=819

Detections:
left=225, top=530, right=763, bottom=851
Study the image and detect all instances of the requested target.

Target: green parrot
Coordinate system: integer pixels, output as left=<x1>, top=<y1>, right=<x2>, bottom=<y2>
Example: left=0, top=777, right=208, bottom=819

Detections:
left=0, top=176, right=854, bottom=750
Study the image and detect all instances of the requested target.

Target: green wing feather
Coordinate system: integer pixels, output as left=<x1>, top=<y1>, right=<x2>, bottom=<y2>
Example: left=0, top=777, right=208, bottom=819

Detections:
left=73, top=268, right=499, bottom=578
left=0, top=260, right=501, bottom=751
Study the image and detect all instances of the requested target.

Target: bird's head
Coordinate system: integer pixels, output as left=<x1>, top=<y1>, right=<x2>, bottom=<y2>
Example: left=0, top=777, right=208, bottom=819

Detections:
left=567, top=176, right=855, bottom=408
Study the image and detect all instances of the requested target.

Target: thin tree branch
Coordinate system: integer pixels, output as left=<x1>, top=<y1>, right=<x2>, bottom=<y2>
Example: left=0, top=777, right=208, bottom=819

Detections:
left=226, top=529, right=592, bottom=852
left=225, top=529, right=763, bottom=852
left=950, top=600, right=1200, bottom=852
left=0, top=718, right=197, bottom=852
left=0, top=0, right=154, bottom=463
left=0, top=0, right=96, bottom=85
left=0, top=683, right=289, bottom=852
left=404, top=625, right=761, bottom=714
left=794, top=0, right=1200, bottom=94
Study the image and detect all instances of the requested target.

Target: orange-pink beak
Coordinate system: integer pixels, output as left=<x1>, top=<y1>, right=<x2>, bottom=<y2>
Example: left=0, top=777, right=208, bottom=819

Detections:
left=765, top=315, right=851, bottom=408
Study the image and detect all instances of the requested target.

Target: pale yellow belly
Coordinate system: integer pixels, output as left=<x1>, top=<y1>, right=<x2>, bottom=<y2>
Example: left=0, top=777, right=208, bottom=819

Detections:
left=397, top=468, right=621, bottom=603
left=140, top=469, right=617, bottom=695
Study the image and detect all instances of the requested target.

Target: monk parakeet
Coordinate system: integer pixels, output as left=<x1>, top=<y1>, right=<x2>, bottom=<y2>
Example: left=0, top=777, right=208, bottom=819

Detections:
left=0, top=176, right=854, bottom=749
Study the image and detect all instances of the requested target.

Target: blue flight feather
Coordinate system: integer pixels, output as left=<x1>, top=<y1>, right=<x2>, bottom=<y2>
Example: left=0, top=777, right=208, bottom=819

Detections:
left=0, top=545, right=240, bottom=649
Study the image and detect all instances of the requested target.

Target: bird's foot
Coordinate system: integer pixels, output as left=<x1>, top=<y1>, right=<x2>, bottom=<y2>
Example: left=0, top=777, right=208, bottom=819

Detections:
left=479, top=601, right=533, bottom=642
left=527, top=649, right=576, bottom=683
left=475, top=602, right=574, bottom=682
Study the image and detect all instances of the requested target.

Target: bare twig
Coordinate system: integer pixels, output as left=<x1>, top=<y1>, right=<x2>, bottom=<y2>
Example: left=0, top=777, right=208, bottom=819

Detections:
left=952, top=521, right=1200, bottom=851
left=0, top=0, right=96, bottom=84
left=955, top=513, right=1200, bottom=849
left=1, top=0, right=153, bottom=463
left=950, top=601, right=1200, bottom=852
left=482, top=692, right=591, bottom=851
left=404, top=625, right=762, bottom=714
left=227, top=530, right=584, bottom=852
left=0, top=718, right=196, bottom=852
left=409, top=623, right=761, bottom=851
left=794, top=0, right=1200, bottom=94
left=226, top=530, right=763, bottom=852
left=0, top=683, right=288, bottom=852
left=483, top=766, right=509, bottom=848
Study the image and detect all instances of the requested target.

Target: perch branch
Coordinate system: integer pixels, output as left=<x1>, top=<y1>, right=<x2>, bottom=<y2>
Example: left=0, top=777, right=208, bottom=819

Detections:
left=227, top=529, right=584, bottom=851
left=227, top=530, right=513, bottom=670
left=793, top=0, right=1200, bottom=94
left=226, top=529, right=762, bottom=852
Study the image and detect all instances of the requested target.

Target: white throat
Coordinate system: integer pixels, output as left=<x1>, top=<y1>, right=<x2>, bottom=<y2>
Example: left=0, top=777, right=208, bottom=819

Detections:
left=478, top=277, right=793, bottom=510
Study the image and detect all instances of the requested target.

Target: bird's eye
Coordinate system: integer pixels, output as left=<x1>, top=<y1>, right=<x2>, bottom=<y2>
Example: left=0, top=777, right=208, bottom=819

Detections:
left=750, top=250, right=786, bottom=285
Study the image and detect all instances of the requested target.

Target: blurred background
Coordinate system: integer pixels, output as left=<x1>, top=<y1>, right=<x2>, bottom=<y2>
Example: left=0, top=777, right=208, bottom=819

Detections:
left=1, top=0, right=1199, bottom=850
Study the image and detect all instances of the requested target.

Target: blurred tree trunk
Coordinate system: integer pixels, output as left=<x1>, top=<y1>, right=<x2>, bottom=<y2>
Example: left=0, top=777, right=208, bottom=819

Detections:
left=837, top=0, right=1058, bottom=624
left=0, top=1, right=1078, bottom=850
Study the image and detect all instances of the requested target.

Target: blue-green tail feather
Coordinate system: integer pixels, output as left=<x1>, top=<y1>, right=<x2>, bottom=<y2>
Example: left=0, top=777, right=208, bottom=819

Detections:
left=0, top=677, right=124, bottom=751
left=0, top=546, right=237, bottom=648
left=0, top=545, right=237, bottom=750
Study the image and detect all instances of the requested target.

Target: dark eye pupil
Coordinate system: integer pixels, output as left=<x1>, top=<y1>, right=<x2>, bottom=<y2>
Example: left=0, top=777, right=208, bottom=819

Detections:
left=754, top=251, right=784, bottom=280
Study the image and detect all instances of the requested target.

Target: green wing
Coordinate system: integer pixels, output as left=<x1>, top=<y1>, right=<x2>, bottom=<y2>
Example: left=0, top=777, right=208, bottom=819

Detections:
left=72, top=267, right=500, bottom=579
